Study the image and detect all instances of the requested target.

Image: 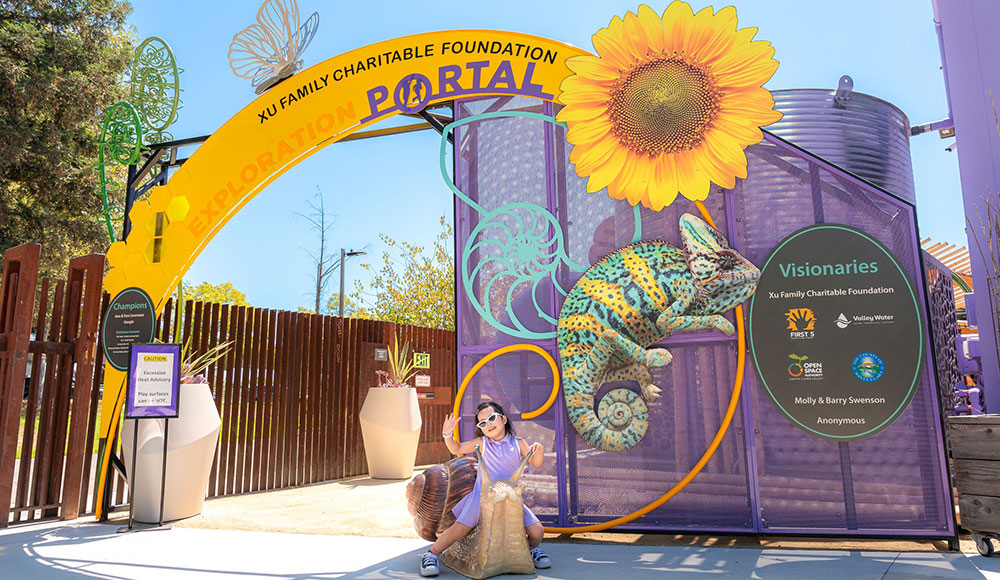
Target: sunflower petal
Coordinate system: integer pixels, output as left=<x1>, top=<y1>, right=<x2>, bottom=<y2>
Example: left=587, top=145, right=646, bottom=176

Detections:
left=712, top=42, right=779, bottom=87
left=636, top=5, right=665, bottom=54
left=566, top=55, right=622, bottom=82
left=592, top=16, right=632, bottom=69
left=649, top=155, right=679, bottom=210
left=555, top=103, right=607, bottom=123
left=566, top=117, right=613, bottom=145
left=675, top=150, right=711, bottom=201
left=558, top=83, right=612, bottom=105
left=712, top=116, right=764, bottom=146
left=689, top=143, right=735, bottom=189
left=687, top=6, right=738, bottom=63
left=585, top=146, right=628, bottom=193
left=662, top=1, right=695, bottom=55
left=703, top=132, right=749, bottom=179
left=572, top=134, right=620, bottom=174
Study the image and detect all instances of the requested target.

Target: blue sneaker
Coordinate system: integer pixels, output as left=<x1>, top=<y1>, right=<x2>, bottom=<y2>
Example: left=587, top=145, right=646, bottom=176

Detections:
left=420, top=551, right=440, bottom=577
left=531, top=546, right=551, bottom=569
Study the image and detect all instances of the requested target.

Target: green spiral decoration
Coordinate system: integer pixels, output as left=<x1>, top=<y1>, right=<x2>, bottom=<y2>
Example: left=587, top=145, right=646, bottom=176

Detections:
left=95, top=37, right=183, bottom=243
left=96, top=101, right=142, bottom=243
left=130, top=36, right=183, bottom=145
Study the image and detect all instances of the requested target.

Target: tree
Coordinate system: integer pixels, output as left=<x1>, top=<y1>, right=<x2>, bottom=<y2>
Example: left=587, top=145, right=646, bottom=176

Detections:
left=0, top=1, right=135, bottom=279
left=325, top=292, right=366, bottom=317
left=293, top=186, right=339, bottom=314
left=183, top=281, right=250, bottom=307
left=352, top=216, right=455, bottom=330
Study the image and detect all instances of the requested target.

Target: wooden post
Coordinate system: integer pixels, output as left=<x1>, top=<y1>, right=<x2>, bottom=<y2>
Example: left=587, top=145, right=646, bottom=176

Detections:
left=61, top=254, right=105, bottom=520
left=0, top=244, right=41, bottom=527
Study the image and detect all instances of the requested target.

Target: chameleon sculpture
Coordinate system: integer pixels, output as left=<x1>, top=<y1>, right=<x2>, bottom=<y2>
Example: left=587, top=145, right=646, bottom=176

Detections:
left=557, top=213, right=760, bottom=452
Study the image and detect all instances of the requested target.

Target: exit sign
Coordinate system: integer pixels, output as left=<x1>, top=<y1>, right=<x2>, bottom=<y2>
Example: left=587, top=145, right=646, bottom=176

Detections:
left=413, top=352, right=430, bottom=368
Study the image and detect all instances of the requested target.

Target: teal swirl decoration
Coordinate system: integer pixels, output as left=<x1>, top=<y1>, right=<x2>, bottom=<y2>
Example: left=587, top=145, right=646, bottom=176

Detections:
left=96, top=101, right=142, bottom=243
left=130, top=36, right=183, bottom=145
left=440, top=111, right=643, bottom=340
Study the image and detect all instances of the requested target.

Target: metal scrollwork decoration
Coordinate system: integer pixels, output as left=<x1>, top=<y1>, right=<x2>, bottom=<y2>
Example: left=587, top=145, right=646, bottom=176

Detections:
left=441, top=111, right=630, bottom=340
left=96, top=36, right=182, bottom=243
left=228, top=0, right=320, bottom=94
left=130, top=36, right=183, bottom=145
left=96, top=101, right=142, bottom=242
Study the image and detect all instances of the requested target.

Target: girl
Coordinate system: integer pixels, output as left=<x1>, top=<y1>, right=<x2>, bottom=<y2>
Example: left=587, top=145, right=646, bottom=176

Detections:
left=419, top=402, right=550, bottom=577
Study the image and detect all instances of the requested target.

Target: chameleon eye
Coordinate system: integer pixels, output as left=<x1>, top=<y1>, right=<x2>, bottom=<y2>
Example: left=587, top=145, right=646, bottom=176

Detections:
left=719, top=254, right=735, bottom=270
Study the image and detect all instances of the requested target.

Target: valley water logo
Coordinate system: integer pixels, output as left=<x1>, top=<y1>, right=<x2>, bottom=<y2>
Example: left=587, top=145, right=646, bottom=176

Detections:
left=835, top=312, right=895, bottom=329
left=787, top=354, right=823, bottom=381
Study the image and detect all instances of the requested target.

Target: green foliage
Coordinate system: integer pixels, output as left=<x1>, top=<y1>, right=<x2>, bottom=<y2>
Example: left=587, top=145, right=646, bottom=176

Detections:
left=183, top=280, right=250, bottom=306
left=352, top=216, right=455, bottom=330
left=0, top=0, right=135, bottom=279
left=180, top=334, right=232, bottom=383
left=325, top=292, right=365, bottom=317
left=376, top=334, right=417, bottom=387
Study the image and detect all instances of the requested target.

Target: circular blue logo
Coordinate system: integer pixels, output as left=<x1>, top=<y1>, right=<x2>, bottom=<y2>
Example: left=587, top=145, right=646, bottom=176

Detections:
left=852, top=352, right=885, bottom=382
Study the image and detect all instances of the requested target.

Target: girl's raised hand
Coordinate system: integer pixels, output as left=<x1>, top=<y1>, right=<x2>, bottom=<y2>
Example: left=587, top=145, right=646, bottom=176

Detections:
left=442, top=412, right=460, bottom=436
left=528, top=442, right=543, bottom=456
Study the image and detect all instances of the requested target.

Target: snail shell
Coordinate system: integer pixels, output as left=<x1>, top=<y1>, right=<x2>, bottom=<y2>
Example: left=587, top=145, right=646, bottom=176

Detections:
left=406, top=456, right=477, bottom=541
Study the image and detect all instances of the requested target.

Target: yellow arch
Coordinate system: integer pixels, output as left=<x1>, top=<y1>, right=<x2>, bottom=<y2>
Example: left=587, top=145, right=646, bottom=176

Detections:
left=95, top=30, right=587, bottom=518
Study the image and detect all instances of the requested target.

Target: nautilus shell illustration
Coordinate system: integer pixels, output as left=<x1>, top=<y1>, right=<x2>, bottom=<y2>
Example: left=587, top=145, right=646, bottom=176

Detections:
left=228, top=0, right=320, bottom=94
left=462, top=203, right=581, bottom=340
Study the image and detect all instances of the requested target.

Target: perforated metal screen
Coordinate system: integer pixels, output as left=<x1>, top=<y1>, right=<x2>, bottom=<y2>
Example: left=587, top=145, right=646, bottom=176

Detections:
left=452, top=96, right=953, bottom=536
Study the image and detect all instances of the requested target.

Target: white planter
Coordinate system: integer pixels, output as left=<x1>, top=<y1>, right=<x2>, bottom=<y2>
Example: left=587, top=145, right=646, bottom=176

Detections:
left=359, top=387, right=422, bottom=479
left=121, top=383, right=221, bottom=523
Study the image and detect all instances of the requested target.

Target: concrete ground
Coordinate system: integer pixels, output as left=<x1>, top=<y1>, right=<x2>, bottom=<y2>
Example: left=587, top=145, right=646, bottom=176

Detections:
left=3, top=519, right=1000, bottom=580
left=4, top=470, right=1000, bottom=579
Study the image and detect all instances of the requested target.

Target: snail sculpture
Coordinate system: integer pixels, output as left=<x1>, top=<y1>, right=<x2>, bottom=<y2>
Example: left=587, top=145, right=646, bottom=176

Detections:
left=440, top=445, right=536, bottom=579
left=406, top=456, right=477, bottom=541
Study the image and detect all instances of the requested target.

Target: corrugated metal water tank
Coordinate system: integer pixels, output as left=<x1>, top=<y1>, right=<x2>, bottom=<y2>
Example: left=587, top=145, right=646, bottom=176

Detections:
left=768, top=76, right=915, bottom=204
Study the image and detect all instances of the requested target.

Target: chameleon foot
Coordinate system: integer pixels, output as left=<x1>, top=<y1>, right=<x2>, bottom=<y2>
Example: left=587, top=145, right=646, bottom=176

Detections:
left=641, top=384, right=662, bottom=402
left=645, top=348, right=673, bottom=367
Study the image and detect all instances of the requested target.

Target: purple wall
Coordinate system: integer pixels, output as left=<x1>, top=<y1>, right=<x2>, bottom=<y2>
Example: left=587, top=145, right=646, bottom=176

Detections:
left=452, top=96, right=953, bottom=536
left=936, top=0, right=1000, bottom=412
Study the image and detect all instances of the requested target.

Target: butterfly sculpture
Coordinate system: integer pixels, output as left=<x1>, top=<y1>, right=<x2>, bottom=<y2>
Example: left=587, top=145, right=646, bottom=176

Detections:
left=228, top=0, right=320, bottom=94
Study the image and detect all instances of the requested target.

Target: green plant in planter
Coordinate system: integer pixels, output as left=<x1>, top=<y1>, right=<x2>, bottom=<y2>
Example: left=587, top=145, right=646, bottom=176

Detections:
left=376, top=334, right=417, bottom=388
left=180, top=336, right=233, bottom=384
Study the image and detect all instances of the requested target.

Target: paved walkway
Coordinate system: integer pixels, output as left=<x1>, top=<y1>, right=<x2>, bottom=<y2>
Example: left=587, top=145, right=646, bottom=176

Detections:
left=3, top=520, right=1000, bottom=580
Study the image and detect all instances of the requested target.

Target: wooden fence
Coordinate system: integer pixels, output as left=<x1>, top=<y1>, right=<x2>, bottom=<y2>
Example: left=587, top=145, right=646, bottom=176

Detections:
left=0, top=245, right=105, bottom=526
left=152, top=301, right=457, bottom=500
left=2, top=242, right=456, bottom=525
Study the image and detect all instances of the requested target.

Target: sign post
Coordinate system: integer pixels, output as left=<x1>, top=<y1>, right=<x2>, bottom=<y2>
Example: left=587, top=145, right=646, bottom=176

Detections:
left=120, top=343, right=180, bottom=532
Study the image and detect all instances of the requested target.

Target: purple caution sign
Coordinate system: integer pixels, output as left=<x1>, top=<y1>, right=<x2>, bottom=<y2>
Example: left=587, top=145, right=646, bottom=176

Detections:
left=126, top=343, right=181, bottom=419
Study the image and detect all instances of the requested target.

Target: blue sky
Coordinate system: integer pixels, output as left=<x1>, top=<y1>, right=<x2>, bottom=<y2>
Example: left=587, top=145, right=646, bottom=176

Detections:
left=128, top=0, right=961, bottom=313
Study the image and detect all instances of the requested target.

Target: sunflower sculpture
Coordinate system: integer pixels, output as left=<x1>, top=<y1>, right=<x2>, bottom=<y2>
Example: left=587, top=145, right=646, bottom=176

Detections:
left=557, top=2, right=781, bottom=210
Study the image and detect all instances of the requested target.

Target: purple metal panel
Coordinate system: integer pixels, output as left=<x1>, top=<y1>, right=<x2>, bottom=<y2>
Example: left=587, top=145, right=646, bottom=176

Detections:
left=542, top=100, right=570, bottom=527
left=936, top=0, right=1000, bottom=413
left=451, top=95, right=951, bottom=537
left=727, top=186, right=765, bottom=534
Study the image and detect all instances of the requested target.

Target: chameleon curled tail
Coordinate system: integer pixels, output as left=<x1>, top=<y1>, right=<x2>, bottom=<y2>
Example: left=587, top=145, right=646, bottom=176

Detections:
left=557, top=213, right=759, bottom=452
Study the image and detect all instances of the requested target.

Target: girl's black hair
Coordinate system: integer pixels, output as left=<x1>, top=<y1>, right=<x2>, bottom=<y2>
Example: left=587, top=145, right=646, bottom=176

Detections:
left=473, top=401, right=515, bottom=438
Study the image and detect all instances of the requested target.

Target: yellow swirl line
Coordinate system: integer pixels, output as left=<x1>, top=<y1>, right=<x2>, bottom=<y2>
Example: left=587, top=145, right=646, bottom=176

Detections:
left=451, top=344, right=561, bottom=442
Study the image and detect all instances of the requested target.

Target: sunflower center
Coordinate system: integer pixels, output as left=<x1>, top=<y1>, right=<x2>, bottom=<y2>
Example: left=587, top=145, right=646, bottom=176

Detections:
left=608, top=54, right=722, bottom=157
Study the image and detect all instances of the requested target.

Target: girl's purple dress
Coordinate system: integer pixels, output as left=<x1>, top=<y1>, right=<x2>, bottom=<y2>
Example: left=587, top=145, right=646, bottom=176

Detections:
left=452, top=433, right=540, bottom=528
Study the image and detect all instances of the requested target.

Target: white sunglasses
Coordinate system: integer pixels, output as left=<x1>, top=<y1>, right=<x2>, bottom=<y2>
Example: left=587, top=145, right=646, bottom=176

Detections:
left=476, top=412, right=502, bottom=429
